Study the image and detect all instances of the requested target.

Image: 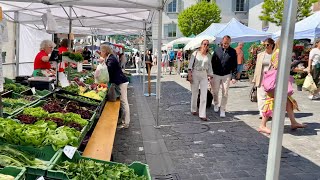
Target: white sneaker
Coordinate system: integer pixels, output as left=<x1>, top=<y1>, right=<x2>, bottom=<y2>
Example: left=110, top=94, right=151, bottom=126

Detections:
left=220, top=110, right=226, bottom=118
left=214, top=106, right=219, bottom=112
left=309, top=94, right=320, bottom=100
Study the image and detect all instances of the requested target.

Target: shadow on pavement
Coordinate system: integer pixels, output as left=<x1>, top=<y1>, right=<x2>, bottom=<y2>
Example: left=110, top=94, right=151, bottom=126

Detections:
left=284, top=122, right=320, bottom=136
left=141, top=78, right=320, bottom=179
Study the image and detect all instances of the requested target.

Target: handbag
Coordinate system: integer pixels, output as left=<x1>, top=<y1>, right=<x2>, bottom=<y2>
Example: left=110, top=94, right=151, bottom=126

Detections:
left=186, top=51, right=198, bottom=81
left=250, top=86, right=258, bottom=102
left=303, top=74, right=317, bottom=93
left=107, top=83, right=121, bottom=102
left=262, top=69, right=294, bottom=96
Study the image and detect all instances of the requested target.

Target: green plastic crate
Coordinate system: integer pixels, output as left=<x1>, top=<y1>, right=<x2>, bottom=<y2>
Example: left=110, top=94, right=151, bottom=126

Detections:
left=0, top=142, right=59, bottom=176
left=21, top=89, right=52, bottom=99
left=47, top=150, right=151, bottom=180
left=0, top=167, right=26, bottom=180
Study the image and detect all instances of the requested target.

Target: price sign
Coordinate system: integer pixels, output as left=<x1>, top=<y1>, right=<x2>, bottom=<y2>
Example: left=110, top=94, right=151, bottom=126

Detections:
left=51, top=83, right=55, bottom=90
left=63, top=145, right=77, bottom=159
left=31, top=87, right=36, bottom=95
left=58, top=72, right=70, bottom=87
left=36, top=176, right=45, bottom=180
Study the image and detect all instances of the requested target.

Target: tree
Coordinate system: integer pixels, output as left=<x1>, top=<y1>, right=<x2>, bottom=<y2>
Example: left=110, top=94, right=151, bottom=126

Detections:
left=178, top=0, right=221, bottom=37
left=259, top=0, right=318, bottom=26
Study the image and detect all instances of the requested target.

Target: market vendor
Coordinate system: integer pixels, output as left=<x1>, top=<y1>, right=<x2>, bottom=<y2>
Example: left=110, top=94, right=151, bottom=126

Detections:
left=33, top=40, right=56, bottom=76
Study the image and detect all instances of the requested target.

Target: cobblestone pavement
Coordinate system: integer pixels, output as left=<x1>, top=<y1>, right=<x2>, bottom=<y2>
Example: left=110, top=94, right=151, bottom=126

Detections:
left=113, top=69, right=320, bottom=180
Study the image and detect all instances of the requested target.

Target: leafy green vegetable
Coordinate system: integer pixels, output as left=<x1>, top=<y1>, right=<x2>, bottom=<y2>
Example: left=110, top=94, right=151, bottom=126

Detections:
left=63, top=84, right=79, bottom=94
left=84, top=77, right=94, bottom=85
left=48, top=112, right=88, bottom=127
left=56, top=159, right=147, bottom=180
left=23, top=107, right=48, bottom=119
left=47, top=126, right=81, bottom=150
left=3, top=83, right=28, bottom=93
left=62, top=94, right=100, bottom=105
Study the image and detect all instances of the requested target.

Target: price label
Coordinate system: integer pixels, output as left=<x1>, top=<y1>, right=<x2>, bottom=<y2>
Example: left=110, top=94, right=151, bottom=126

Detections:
left=36, top=176, right=45, bottom=180
left=63, top=145, right=77, bottom=159
left=31, top=87, right=36, bottom=95
left=51, top=83, right=55, bottom=90
left=80, top=77, right=84, bottom=82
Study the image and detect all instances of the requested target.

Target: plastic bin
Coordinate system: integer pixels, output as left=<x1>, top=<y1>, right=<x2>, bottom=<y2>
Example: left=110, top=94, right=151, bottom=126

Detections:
left=0, top=167, right=26, bottom=180
left=47, top=150, right=151, bottom=180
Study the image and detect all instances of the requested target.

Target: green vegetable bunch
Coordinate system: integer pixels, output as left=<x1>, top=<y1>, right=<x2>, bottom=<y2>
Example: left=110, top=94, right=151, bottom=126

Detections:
left=0, top=145, right=46, bottom=168
left=3, top=83, right=28, bottom=93
left=3, top=98, right=31, bottom=113
left=63, top=84, right=79, bottom=94
left=62, top=52, right=84, bottom=62
left=84, top=77, right=95, bottom=85
left=23, top=107, right=48, bottom=119
left=48, top=113, right=88, bottom=127
left=56, top=159, right=147, bottom=180
left=62, top=94, right=100, bottom=106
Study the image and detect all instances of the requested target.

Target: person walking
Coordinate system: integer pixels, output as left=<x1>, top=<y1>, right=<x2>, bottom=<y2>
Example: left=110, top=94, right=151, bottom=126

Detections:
left=258, top=40, right=306, bottom=134
left=177, top=50, right=183, bottom=74
left=188, top=39, right=213, bottom=121
left=135, top=52, right=142, bottom=74
left=168, top=49, right=175, bottom=75
left=307, top=39, right=320, bottom=100
left=252, top=38, right=275, bottom=118
left=211, top=35, right=237, bottom=118
left=100, top=44, right=130, bottom=129
left=145, top=50, right=153, bottom=74
left=161, top=50, right=168, bottom=73
left=235, top=42, right=244, bottom=80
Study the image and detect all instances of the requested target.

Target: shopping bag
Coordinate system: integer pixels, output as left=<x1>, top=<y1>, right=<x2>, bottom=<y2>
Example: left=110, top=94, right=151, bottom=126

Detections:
left=302, top=74, right=317, bottom=93
left=107, top=83, right=121, bottom=102
left=94, top=62, right=109, bottom=84
left=262, top=69, right=294, bottom=96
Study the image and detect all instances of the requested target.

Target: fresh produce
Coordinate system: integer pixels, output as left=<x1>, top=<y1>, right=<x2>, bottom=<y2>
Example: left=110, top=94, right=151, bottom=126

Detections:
left=63, top=84, right=79, bottom=94
left=80, top=90, right=102, bottom=101
left=0, top=174, right=14, bottom=180
left=73, top=77, right=86, bottom=87
left=3, top=98, right=32, bottom=114
left=23, top=107, right=48, bottom=119
left=42, top=102, right=64, bottom=113
left=56, top=159, right=147, bottom=180
left=17, top=114, right=37, bottom=124
left=62, top=52, right=84, bottom=62
left=0, top=118, right=81, bottom=150
left=3, top=82, right=28, bottom=93
left=62, top=94, right=100, bottom=105
left=0, top=146, right=46, bottom=168
left=47, top=113, right=88, bottom=127
left=84, top=77, right=95, bottom=85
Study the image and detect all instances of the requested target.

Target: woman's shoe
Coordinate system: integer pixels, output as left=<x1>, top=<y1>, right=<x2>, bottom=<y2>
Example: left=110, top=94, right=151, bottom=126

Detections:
left=291, top=123, right=306, bottom=130
left=191, top=112, right=198, bottom=116
left=200, top=117, right=208, bottom=121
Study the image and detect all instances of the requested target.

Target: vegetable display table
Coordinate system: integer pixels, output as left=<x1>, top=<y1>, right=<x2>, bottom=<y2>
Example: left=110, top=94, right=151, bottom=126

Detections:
left=82, top=100, right=120, bottom=161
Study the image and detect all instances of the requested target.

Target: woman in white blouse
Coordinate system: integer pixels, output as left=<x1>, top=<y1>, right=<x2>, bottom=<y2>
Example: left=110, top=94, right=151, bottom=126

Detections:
left=252, top=38, right=275, bottom=118
left=187, top=40, right=213, bottom=121
left=308, top=39, right=320, bottom=100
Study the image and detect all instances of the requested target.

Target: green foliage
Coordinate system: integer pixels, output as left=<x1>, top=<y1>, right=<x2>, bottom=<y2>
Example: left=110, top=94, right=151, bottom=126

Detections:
left=178, top=1, right=221, bottom=37
left=62, top=52, right=84, bottom=62
left=259, top=0, right=318, bottom=26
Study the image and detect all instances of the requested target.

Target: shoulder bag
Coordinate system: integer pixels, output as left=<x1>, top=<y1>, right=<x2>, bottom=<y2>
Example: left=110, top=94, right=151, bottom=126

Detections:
left=186, top=51, right=198, bottom=81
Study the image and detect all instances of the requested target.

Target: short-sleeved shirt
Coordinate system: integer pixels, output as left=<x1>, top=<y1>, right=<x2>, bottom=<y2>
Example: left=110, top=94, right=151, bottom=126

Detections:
left=34, top=50, right=51, bottom=70
left=58, top=46, right=68, bottom=54
left=169, top=51, right=175, bottom=61
left=309, top=48, right=320, bottom=66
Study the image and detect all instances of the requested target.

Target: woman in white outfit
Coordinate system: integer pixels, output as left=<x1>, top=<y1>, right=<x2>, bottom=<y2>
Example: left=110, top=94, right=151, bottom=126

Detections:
left=187, top=40, right=213, bottom=121
left=252, top=38, right=275, bottom=118
left=135, top=52, right=142, bottom=74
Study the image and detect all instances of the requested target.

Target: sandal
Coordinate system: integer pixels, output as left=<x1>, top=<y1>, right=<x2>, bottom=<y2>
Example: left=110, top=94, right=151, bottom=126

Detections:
left=291, top=123, right=306, bottom=130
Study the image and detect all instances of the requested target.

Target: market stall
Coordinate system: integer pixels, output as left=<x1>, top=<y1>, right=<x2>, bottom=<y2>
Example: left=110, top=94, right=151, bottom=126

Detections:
left=0, top=0, right=161, bottom=179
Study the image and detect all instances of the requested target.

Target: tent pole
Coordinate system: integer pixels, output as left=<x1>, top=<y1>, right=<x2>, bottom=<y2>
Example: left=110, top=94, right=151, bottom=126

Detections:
left=266, top=0, right=298, bottom=179
left=67, top=6, right=72, bottom=81
left=14, top=11, right=20, bottom=77
left=91, top=35, right=94, bottom=70
left=0, top=47, right=3, bottom=117
left=155, top=5, right=163, bottom=128
left=143, top=21, right=147, bottom=96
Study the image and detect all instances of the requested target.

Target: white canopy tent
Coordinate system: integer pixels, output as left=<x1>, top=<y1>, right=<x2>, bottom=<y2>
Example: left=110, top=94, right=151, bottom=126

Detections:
left=161, top=37, right=193, bottom=50
left=272, top=11, right=320, bottom=41
left=183, top=35, right=215, bottom=51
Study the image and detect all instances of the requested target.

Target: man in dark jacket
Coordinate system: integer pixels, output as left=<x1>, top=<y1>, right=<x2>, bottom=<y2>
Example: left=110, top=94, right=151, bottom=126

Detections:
left=211, top=35, right=237, bottom=118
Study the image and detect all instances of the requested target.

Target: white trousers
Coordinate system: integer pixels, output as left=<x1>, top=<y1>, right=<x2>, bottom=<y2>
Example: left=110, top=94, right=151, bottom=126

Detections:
left=136, top=61, right=142, bottom=74
left=177, top=59, right=181, bottom=74
left=257, top=86, right=267, bottom=116
left=211, top=74, right=231, bottom=111
left=191, top=70, right=208, bottom=118
left=119, top=82, right=130, bottom=125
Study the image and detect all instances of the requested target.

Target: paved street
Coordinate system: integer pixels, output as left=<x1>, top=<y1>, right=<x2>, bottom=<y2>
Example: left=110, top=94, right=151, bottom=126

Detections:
left=113, top=69, right=320, bottom=180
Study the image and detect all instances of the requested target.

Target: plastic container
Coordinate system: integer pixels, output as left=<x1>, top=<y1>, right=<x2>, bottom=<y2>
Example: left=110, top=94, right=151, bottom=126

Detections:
left=47, top=150, right=151, bottom=180
left=56, top=89, right=102, bottom=104
left=0, top=142, right=59, bottom=176
left=0, top=167, right=26, bottom=180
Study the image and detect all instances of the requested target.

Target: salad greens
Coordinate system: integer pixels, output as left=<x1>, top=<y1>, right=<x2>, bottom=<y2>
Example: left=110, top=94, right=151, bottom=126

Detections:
left=0, top=118, right=81, bottom=150
left=23, top=107, right=48, bottom=119
left=0, top=146, right=46, bottom=168
left=56, top=159, right=147, bottom=180
left=62, top=94, right=100, bottom=106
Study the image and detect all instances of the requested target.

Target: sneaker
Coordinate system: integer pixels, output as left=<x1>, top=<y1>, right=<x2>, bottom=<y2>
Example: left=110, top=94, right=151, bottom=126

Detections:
left=117, top=124, right=129, bottom=129
left=220, top=110, right=226, bottom=118
left=214, top=106, right=219, bottom=112
left=309, top=94, right=320, bottom=100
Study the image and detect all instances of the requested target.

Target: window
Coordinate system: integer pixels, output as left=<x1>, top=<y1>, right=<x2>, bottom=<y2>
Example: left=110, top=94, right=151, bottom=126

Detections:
left=236, top=0, right=245, bottom=11
left=167, top=0, right=177, bottom=13
left=164, top=24, right=177, bottom=38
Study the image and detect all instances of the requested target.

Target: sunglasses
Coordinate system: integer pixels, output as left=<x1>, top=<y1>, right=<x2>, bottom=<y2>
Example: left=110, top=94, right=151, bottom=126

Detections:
left=264, top=44, right=272, bottom=47
left=202, top=43, right=209, bottom=46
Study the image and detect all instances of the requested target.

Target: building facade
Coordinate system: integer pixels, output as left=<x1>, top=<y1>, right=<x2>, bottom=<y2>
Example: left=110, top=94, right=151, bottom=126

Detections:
left=152, top=0, right=250, bottom=50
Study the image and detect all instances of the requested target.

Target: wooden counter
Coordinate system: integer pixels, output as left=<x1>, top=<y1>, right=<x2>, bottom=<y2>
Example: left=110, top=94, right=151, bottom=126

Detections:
left=83, top=100, right=120, bottom=161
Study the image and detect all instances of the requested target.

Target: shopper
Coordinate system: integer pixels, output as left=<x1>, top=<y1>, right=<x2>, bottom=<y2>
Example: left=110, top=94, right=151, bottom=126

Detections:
left=119, top=53, right=127, bottom=70
left=145, top=50, right=153, bottom=74
left=259, top=40, right=306, bottom=134
left=235, top=42, right=244, bottom=80
left=33, top=40, right=56, bottom=77
left=307, top=39, right=320, bottom=100
left=135, top=52, right=142, bottom=74
left=188, top=39, right=213, bottom=121
left=100, top=45, right=130, bottom=129
left=252, top=38, right=275, bottom=118
left=168, top=49, right=175, bottom=75
left=161, top=50, right=168, bottom=73
left=211, top=35, right=237, bottom=118
left=82, top=47, right=92, bottom=61
left=57, top=39, right=68, bottom=72
left=177, top=49, right=183, bottom=74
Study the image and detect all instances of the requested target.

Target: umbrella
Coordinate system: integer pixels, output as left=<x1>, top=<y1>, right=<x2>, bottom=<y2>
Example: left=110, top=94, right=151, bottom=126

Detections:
left=183, top=35, right=216, bottom=50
